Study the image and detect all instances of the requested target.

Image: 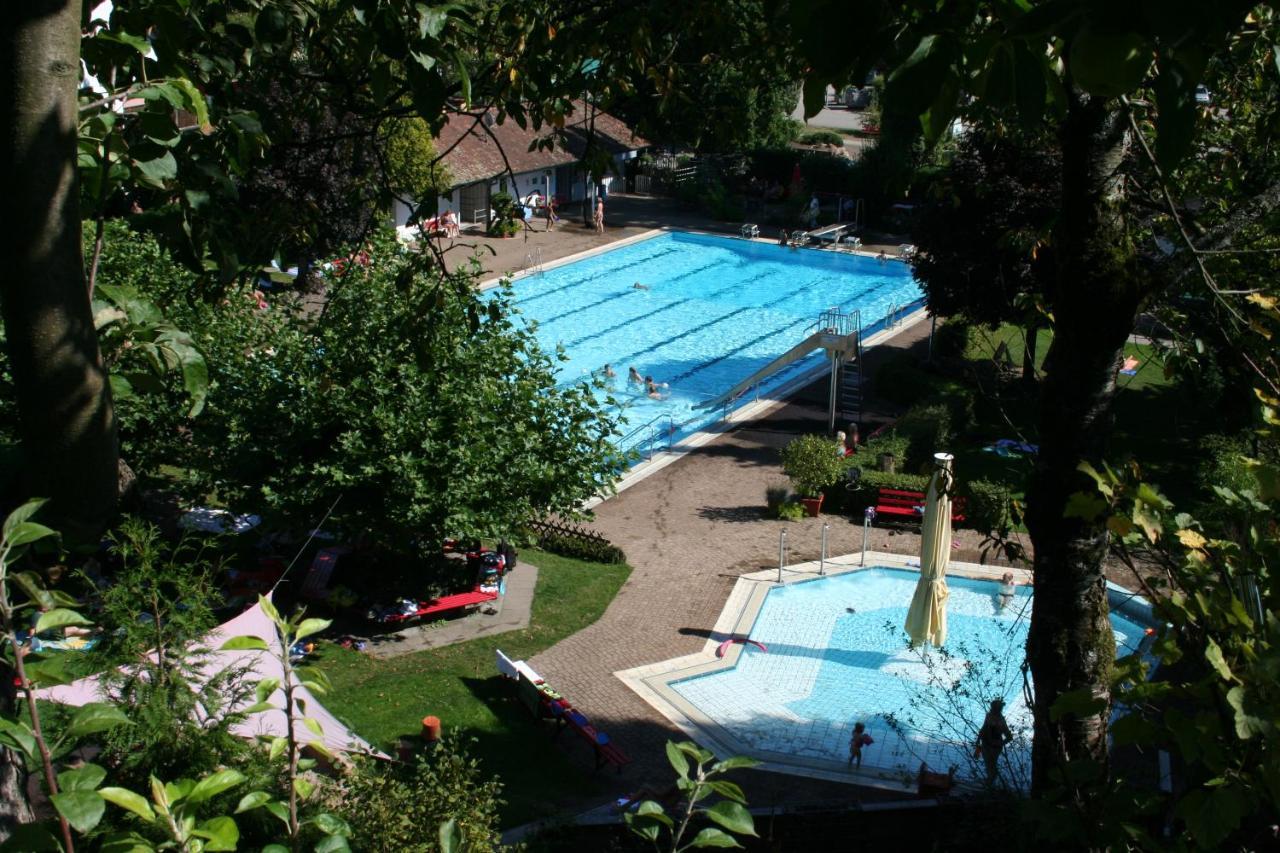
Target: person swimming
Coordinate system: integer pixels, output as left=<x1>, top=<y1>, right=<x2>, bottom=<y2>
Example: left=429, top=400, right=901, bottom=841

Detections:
left=645, top=376, right=669, bottom=399
left=633, top=282, right=650, bottom=290
left=602, top=363, right=617, bottom=378
left=628, top=366, right=643, bottom=385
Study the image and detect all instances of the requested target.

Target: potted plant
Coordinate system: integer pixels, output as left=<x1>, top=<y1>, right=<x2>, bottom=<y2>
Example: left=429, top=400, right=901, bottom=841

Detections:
left=487, top=191, right=521, bottom=237
left=781, top=434, right=845, bottom=517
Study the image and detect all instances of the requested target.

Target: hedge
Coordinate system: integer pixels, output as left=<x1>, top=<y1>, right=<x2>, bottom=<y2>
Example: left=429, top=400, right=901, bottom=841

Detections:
left=533, top=531, right=627, bottom=565
left=831, top=469, right=1012, bottom=534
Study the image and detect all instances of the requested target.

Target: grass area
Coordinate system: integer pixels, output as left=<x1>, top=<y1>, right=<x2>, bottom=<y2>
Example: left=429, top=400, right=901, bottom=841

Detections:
left=314, top=548, right=630, bottom=828
left=952, top=323, right=1206, bottom=507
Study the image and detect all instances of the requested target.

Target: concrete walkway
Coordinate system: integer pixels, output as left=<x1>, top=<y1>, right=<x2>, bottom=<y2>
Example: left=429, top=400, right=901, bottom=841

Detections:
left=363, top=563, right=538, bottom=659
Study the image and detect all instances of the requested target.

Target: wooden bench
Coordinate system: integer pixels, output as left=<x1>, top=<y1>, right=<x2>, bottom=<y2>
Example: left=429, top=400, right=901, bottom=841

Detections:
left=873, top=488, right=966, bottom=524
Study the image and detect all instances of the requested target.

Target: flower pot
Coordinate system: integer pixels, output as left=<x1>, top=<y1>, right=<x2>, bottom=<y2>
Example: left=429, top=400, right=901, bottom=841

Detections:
left=800, top=495, right=824, bottom=517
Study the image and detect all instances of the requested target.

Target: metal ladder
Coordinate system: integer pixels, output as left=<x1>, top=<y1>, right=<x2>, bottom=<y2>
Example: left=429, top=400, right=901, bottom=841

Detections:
left=522, top=247, right=544, bottom=275
left=833, top=309, right=864, bottom=428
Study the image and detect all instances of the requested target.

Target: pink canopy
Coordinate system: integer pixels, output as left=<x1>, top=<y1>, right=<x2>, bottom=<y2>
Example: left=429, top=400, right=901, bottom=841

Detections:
left=35, top=597, right=378, bottom=757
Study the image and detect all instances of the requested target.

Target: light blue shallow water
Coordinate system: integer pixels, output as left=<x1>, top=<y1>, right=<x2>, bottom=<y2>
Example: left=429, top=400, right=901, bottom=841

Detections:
left=672, top=568, right=1150, bottom=773
left=506, top=232, right=922, bottom=451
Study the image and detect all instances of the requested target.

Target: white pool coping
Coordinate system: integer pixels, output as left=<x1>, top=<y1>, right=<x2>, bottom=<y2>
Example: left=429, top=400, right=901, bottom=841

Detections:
left=615, top=553, right=1033, bottom=793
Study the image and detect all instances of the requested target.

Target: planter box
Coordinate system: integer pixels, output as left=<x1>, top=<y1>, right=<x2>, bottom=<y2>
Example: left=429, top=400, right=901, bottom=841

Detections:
left=801, top=495, right=824, bottom=517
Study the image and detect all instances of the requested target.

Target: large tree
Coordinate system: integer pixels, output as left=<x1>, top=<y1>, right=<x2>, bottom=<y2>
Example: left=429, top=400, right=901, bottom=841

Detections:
left=911, top=127, right=1060, bottom=385
left=791, top=0, right=1274, bottom=822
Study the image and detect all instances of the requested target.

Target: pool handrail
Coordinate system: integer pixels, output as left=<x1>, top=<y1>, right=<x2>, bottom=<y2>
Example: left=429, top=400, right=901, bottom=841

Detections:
left=619, top=412, right=677, bottom=461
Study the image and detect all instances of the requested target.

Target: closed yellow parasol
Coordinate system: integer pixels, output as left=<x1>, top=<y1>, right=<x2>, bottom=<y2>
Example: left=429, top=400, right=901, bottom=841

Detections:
left=905, top=453, right=954, bottom=647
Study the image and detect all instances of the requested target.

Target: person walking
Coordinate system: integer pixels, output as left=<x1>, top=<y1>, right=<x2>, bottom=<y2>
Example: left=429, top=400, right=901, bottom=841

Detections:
left=545, top=197, right=558, bottom=232
left=975, top=699, right=1013, bottom=784
left=594, top=196, right=605, bottom=234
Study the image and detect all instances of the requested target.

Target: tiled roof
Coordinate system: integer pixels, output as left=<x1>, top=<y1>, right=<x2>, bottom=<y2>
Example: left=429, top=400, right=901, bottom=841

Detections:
left=436, top=101, right=647, bottom=188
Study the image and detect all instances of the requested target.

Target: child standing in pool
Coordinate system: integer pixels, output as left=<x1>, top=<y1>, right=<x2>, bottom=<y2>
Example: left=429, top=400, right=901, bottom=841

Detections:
left=628, top=366, right=643, bottom=385
left=848, top=722, right=873, bottom=768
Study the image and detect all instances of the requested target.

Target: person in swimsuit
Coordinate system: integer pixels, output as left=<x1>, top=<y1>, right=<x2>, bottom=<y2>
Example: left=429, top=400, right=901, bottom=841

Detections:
left=848, top=722, right=873, bottom=768
left=975, top=699, right=1013, bottom=784
left=997, top=572, right=1016, bottom=610
left=628, top=366, right=643, bottom=385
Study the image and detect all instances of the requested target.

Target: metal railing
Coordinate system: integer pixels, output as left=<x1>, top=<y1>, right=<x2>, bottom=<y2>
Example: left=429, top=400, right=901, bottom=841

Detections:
left=620, top=412, right=677, bottom=461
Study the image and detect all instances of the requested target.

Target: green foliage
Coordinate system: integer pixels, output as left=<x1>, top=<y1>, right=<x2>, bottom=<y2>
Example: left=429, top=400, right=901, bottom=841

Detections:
left=529, top=531, right=626, bottom=565
left=150, top=234, right=623, bottom=549
left=893, top=404, right=953, bottom=471
left=856, top=432, right=910, bottom=471
left=89, top=520, right=254, bottom=789
left=1064, top=401, right=1280, bottom=848
left=776, top=501, right=806, bottom=522
left=843, top=470, right=931, bottom=509
left=331, top=739, right=504, bottom=852
left=624, top=741, right=758, bottom=851
left=796, top=129, right=844, bottom=147
left=964, top=479, right=1012, bottom=534
left=780, top=434, right=845, bottom=497
left=1194, top=433, right=1259, bottom=496
left=381, top=116, right=450, bottom=201
left=486, top=192, right=520, bottom=237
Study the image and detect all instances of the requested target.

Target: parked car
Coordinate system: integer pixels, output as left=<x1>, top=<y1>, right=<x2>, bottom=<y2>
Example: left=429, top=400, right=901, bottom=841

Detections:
left=1194, top=85, right=1211, bottom=106
left=843, top=86, right=873, bottom=110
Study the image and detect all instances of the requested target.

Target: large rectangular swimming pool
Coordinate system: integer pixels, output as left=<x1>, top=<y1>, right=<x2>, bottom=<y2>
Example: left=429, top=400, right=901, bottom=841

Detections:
left=507, top=232, right=923, bottom=452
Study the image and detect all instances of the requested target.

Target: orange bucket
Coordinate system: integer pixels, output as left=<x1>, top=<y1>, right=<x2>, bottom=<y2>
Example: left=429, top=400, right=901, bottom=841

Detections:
left=421, top=715, right=442, bottom=742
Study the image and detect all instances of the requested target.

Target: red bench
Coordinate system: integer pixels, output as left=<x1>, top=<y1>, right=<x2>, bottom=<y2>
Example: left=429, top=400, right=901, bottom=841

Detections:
left=873, top=488, right=966, bottom=524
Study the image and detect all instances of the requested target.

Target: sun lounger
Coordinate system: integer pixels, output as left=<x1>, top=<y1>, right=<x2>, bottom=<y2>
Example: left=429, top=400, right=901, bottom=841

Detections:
left=873, top=488, right=966, bottom=524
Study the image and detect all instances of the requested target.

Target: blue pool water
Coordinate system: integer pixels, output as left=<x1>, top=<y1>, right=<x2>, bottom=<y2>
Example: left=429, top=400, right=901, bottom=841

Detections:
left=506, top=232, right=922, bottom=451
left=671, top=568, right=1150, bottom=780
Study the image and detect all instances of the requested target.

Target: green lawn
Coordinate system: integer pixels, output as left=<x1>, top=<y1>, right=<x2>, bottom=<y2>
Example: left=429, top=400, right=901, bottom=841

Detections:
left=955, top=324, right=1209, bottom=507
left=314, top=549, right=630, bottom=827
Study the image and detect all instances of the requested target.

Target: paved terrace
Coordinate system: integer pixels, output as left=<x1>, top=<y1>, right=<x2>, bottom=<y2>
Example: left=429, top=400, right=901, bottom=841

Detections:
left=434, top=191, right=908, bottom=283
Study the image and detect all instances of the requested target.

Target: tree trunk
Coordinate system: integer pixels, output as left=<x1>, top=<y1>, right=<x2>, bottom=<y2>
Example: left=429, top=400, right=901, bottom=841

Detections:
left=1026, top=92, right=1140, bottom=804
left=0, top=0, right=118, bottom=538
left=0, top=687, right=33, bottom=842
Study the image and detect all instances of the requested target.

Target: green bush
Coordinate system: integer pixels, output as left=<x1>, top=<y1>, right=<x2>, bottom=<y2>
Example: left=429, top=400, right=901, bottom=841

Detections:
left=333, top=739, right=505, bottom=852
left=842, top=469, right=932, bottom=514
left=962, top=478, right=1012, bottom=533
left=854, top=431, right=910, bottom=472
left=777, top=501, right=806, bottom=521
left=782, top=433, right=846, bottom=496
left=765, top=484, right=790, bottom=512
left=532, top=530, right=626, bottom=565
left=837, top=470, right=1006, bottom=532
left=1195, top=433, right=1257, bottom=494
left=487, top=191, right=520, bottom=237
left=894, top=403, right=953, bottom=471
left=872, top=355, right=942, bottom=408
left=932, top=320, right=973, bottom=360
left=797, top=129, right=845, bottom=147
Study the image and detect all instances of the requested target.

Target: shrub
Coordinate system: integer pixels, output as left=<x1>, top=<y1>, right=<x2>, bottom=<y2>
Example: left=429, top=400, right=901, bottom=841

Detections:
left=777, top=501, right=806, bottom=521
left=854, top=431, right=910, bottom=472
left=533, top=531, right=626, bottom=564
left=333, top=739, right=505, bottom=852
left=843, top=469, right=932, bottom=514
left=781, top=434, right=846, bottom=496
left=797, top=129, right=845, bottom=147
left=932, top=320, right=973, bottom=360
left=962, top=478, right=1012, bottom=533
left=487, top=191, right=520, bottom=236
left=894, top=403, right=953, bottom=471
left=765, top=484, right=790, bottom=512
left=1195, top=433, right=1257, bottom=495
